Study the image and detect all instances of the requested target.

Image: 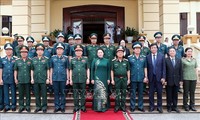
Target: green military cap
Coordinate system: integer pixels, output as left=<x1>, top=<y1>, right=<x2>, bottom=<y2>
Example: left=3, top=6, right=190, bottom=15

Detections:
left=20, top=45, right=29, bottom=52
left=74, top=34, right=82, bottom=40
left=74, top=44, right=83, bottom=51
left=26, top=36, right=35, bottom=43
left=13, top=33, right=18, bottom=37
left=116, top=45, right=124, bottom=52
left=57, top=32, right=65, bottom=38
left=67, top=34, right=74, bottom=40
left=90, top=33, right=98, bottom=38
left=4, top=43, right=13, bottom=50
left=154, top=32, right=163, bottom=38
left=132, top=42, right=142, bottom=49
left=103, top=33, right=111, bottom=38
left=137, top=35, right=146, bottom=41
left=56, top=42, right=65, bottom=49
left=17, top=36, right=25, bottom=41
left=171, top=34, right=180, bottom=41
left=35, top=43, right=45, bottom=50
left=42, top=36, right=50, bottom=42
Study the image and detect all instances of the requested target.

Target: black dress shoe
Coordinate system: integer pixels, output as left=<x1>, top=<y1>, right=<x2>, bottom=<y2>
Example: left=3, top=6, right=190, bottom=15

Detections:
left=61, top=108, right=65, bottom=113
left=12, top=108, right=16, bottom=111
left=81, top=108, right=87, bottom=112
left=167, top=108, right=171, bottom=113
left=0, top=108, right=3, bottom=111
left=157, top=108, right=163, bottom=113
left=184, top=107, right=189, bottom=111
left=130, top=108, right=135, bottom=112
left=190, top=107, right=197, bottom=111
left=114, top=108, right=119, bottom=113
left=18, top=108, right=24, bottom=113
left=173, top=108, right=180, bottom=113
left=73, top=108, right=79, bottom=113
left=138, top=108, right=145, bottom=112
left=43, top=109, right=47, bottom=113
left=121, top=107, right=126, bottom=112
left=26, top=108, right=31, bottom=113
left=4, top=108, right=10, bottom=112
left=149, top=108, right=154, bottom=112
left=34, top=108, right=41, bottom=113
left=54, top=108, right=60, bottom=113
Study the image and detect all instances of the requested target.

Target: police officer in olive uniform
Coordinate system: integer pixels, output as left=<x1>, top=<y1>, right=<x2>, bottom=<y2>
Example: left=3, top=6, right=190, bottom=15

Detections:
left=168, top=34, right=184, bottom=59
left=31, top=43, right=50, bottom=113
left=154, top=32, right=167, bottom=56
left=111, top=45, right=130, bottom=112
left=69, top=44, right=90, bottom=113
left=50, top=42, right=69, bottom=113
left=42, top=36, right=53, bottom=59
left=86, top=33, right=99, bottom=92
left=52, top=32, right=70, bottom=56
left=138, top=36, right=150, bottom=94
left=14, top=36, right=25, bottom=58
left=128, top=42, right=148, bottom=112
left=14, top=45, right=32, bottom=113
left=0, top=43, right=17, bottom=112
left=69, top=34, right=87, bottom=60
left=26, top=36, right=37, bottom=59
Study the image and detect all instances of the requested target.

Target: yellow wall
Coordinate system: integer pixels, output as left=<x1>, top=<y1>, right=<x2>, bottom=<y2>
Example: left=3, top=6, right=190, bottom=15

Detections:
left=50, top=0, right=138, bottom=32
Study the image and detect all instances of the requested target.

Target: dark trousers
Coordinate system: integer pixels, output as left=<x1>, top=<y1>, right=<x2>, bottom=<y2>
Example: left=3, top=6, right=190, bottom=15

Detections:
left=149, top=75, right=163, bottom=109
left=183, top=80, right=196, bottom=108
left=53, top=81, right=66, bottom=109
left=114, top=77, right=127, bottom=109
left=130, top=82, right=144, bottom=109
left=73, top=83, right=86, bottom=110
left=18, top=83, right=30, bottom=109
left=3, top=83, right=16, bottom=109
left=34, top=83, right=47, bottom=110
left=166, top=85, right=178, bottom=109
left=0, top=85, right=4, bottom=110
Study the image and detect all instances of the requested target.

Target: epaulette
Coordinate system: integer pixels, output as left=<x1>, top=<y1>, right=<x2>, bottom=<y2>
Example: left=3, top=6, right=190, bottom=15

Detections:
left=83, top=56, right=88, bottom=59
left=44, top=56, right=48, bottom=59
left=71, top=57, right=76, bottom=60
left=123, top=58, right=128, bottom=61
left=52, top=55, right=56, bottom=57
left=141, top=55, right=146, bottom=57
left=128, top=55, right=132, bottom=58
left=82, top=44, right=85, bottom=47
left=13, top=56, right=19, bottom=59
left=112, top=58, right=116, bottom=61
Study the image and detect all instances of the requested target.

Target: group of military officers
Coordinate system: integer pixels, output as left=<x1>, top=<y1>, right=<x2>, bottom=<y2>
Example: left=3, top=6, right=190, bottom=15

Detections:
left=0, top=31, right=185, bottom=113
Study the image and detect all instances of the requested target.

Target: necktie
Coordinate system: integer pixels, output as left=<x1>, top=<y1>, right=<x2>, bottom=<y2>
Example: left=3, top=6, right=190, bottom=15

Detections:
left=153, top=54, right=156, bottom=75
left=172, top=58, right=175, bottom=67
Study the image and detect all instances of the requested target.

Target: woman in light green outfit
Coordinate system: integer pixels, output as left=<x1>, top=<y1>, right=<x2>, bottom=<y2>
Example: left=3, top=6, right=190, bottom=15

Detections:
left=91, top=48, right=111, bottom=112
left=182, top=47, right=199, bottom=111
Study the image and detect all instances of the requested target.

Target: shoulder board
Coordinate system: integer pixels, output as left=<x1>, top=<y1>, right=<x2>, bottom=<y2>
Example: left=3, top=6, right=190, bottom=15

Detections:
left=100, top=45, right=105, bottom=47
left=83, top=56, right=88, bottom=59
left=128, top=55, right=132, bottom=58
left=123, top=58, right=128, bottom=61
left=52, top=55, right=56, bottom=57
left=13, top=56, right=19, bottom=59
left=71, top=57, right=76, bottom=60
left=112, top=58, right=116, bottom=61
left=82, top=44, right=85, bottom=47
left=141, top=55, right=146, bottom=57
left=44, top=56, right=48, bottom=59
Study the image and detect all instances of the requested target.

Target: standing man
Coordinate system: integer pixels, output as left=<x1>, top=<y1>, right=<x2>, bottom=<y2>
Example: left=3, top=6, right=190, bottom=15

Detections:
left=138, top=36, right=150, bottom=56
left=69, top=44, right=90, bottom=113
left=67, top=34, right=74, bottom=46
left=154, top=32, right=167, bottom=56
left=128, top=42, right=148, bottom=112
left=50, top=42, right=69, bottom=113
left=31, top=43, right=50, bottom=113
left=111, top=45, right=130, bottom=112
left=14, top=36, right=24, bottom=58
left=42, top=36, right=53, bottom=59
left=165, top=47, right=182, bottom=113
left=14, top=45, right=32, bottom=113
left=26, top=36, right=37, bottom=59
left=12, top=33, right=18, bottom=50
left=146, top=43, right=166, bottom=113
left=0, top=43, right=16, bottom=112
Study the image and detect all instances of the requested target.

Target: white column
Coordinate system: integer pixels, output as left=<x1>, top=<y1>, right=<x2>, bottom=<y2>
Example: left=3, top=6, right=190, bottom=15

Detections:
left=188, top=1, right=197, bottom=34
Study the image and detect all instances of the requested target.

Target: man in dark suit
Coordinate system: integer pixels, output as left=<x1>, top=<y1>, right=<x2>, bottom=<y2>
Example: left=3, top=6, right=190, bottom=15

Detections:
left=165, top=47, right=182, bottom=113
left=146, top=43, right=166, bottom=113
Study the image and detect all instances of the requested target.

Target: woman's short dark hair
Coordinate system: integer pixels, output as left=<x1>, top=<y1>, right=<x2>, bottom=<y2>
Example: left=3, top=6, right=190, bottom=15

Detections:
left=96, top=47, right=105, bottom=54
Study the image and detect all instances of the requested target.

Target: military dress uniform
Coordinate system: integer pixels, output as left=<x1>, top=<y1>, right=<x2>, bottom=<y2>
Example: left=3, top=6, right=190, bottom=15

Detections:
left=14, top=36, right=25, bottom=58
left=31, top=44, right=50, bottom=113
left=26, top=36, right=37, bottom=59
left=14, top=46, right=32, bottom=113
left=111, top=46, right=130, bottom=112
left=154, top=32, right=167, bottom=55
left=50, top=42, right=69, bottom=113
left=70, top=44, right=89, bottom=112
left=100, top=44, right=116, bottom=62
left=0, top=43, right=17, bottom=112
left=42, top=36, right=53, bottom=59
left=128, top=42, right=147, bottom=112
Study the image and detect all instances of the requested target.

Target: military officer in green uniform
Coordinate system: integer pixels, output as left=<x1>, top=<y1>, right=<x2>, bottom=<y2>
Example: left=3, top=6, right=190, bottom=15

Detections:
left=69, top=34, right=87, bottom=60
left=111, top=45, right=130, bottom=112
left=69, top=44, right=90, bottom=113
left=26, top=36, right=37, bottom=59
left=14, top=45, right=32, bottom=113
left=168, top=34, right=184, bottom=59
left=86, top=33, right=99, bottom=92
left=14, top=36, right=24, bottom=58
left=154, top=32, right=167, bottom=56
left=31, top=43, right=50, bottom=113
left=128, top=42, right=148, bottom=112
left=138, top=36, right=150, bottom=56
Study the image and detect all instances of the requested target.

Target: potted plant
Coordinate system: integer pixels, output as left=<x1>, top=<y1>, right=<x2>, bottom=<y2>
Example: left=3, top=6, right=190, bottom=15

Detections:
left=49, top=29, right=62, bottom=41
left=125, top=27, right=139, bottom=43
